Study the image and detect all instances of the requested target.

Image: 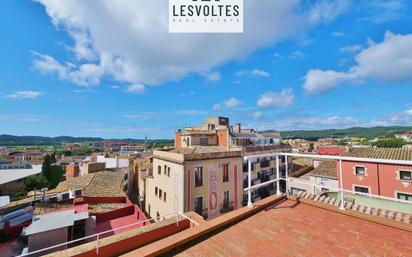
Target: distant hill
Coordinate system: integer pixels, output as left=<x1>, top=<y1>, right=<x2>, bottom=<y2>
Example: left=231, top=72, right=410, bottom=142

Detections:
left=276, top=126, right=412, bottom=141
left=0, top=135, right=173, bottom=146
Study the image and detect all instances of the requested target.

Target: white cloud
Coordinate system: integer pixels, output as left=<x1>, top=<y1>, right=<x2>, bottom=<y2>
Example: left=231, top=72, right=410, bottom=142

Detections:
left=303, top=31, right=412, bottom=94
left=125, top=84, right=145, bottom=94
left=273, top=52, right=282, bottom=59
left=175, top=110, right=207, bottom=116
left=305, top=0, right=351, bottom=24
left=203, top=71, right=221, bottom=82
left=5, top=91, right=43, bottom=99
left=0, top=113, right=43, bottom=122
left=257, top=88, right=295, bottom=108
left=34, top=0, right=349, bottom=89
left=32, top=52, right=103, bottom=87
left=123, top=112, right=164, bottom=120
left=303, top=69, right=347, bottom=94
left=406, top=109, right=412, bottom=115
left=289, top=51, right=307, bottom=59
left=339, top=44, right=363, bottom=54
left=252, top=115, right=361, bottom=131
left=237, top=69, right=270, bottom=78
left=359, top=0, right=407, bottom=24
left=253, top=111, right=263, bottom=118
left=214, top=97, right=242, bottom=110
left=332, top=31, right=345, bottom=37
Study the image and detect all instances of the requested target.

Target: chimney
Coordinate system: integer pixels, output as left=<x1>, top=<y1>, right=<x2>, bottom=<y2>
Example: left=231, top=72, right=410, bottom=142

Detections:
left=235, top=123, right=241, bottom=133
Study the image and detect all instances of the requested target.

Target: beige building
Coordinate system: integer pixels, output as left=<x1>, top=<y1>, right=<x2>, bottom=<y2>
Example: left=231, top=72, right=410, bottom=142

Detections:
left=288, top=160, right=339, bottom=195
left=146, top=146, right=243, bottom=220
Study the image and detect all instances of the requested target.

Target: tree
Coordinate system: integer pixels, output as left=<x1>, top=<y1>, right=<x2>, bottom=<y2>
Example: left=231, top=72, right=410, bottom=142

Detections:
left=50, top=152, right=57, bottom=164
left=309, top=143, right=314, bottom=152
left=373, top=138, right=406, bottom=148
left=48, top=166, right=64, bottom=189
left=22, top=174, right=48, bottom=193
left=41, top=154, right=52, bottom=182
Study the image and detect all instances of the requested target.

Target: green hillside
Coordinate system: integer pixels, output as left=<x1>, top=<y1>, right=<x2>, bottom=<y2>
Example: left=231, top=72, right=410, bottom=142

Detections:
left=277, top=126, right=412, bottom=141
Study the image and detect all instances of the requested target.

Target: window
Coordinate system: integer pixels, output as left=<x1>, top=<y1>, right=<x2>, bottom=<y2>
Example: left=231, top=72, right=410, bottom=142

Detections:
left=159, top=189, right=162, bottom=199
left=61, top=193, right=70, bottom=200
left=195, top=167, right=203, bottom=187
left=355, top=166, right=366, bottom=176
left=158, top=165, right=161, bottom=175
left=74, top=189, right=82, bottom=197
left=200, top=138, right=208, bottom=146
left=167, top=167, right=171, bottom=177
left=223, top=164, right=229, bottom=182
left=164, top=192, right=167, bottom=202
left=400, top=170, right=412, bottom=181
left=155, top=187, right=158, bottom=196
left=397, top=193, right=412, bottom=202
left=194, top=196, right=203, bottom=215
left=164, top=165, right=167, bottom=175
left=223, top=191, right=230, bottom=206
left=354, top=186, right=369, bottom=195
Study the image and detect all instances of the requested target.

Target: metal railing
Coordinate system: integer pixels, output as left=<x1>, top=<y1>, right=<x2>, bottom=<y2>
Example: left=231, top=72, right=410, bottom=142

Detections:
left=244, top=152, right=412, bottom=209
left=17, top=210, right=198, bottom=257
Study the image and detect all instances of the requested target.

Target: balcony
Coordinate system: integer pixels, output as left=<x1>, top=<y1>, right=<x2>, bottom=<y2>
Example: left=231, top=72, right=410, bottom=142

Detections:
left=253, top=162, right=261, bottom=171
left=220, top=201, right=234, bottom=214
left=261, top=160, right=270, bottom=168
left=269, top=174, right=277, bottom=181
left=269, top=160, right=277, bottom=167
left=252, top=178, right=261, bottom=186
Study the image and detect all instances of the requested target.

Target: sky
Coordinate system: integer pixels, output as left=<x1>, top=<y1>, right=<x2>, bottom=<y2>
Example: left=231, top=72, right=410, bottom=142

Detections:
left=0, top=0, right=412, bottom=139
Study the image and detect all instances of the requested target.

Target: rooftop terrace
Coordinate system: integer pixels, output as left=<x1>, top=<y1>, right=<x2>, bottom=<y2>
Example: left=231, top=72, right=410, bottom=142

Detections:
left=169, top=199, right=412, bottom=256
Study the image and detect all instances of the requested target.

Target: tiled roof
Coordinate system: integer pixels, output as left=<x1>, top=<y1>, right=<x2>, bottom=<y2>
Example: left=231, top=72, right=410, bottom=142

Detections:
left=309, top=160, right=337, bottom=179
left=49, top=170, right=126, bottom=197
left=83, top=170, right=125, bottom=197
left=161, top=199, right=412, bottom=257
left=343, top=147, right=412, bottom=160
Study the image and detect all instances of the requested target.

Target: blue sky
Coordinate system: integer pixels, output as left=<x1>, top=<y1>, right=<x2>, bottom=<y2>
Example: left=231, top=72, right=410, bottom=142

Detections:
left=0, top=0, right=412, bottom=139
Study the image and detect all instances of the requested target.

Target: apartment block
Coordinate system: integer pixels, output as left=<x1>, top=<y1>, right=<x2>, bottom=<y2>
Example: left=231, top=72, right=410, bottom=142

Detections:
left=174, top=117, right=292, bottom=204
left=339, top=147, right=412, bottom=201
left=146, top=147, right=243, bottom=220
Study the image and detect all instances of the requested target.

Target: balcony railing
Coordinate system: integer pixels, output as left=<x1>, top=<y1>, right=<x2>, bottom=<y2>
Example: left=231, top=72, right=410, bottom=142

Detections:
left=220, top=201, right=234, bottom=214
left=243, top=152, right=412, bottom=210
left=261, top=160, right=270, bottom=168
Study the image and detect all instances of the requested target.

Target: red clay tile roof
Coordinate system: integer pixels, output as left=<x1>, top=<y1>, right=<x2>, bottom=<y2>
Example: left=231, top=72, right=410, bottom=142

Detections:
left=316, top=146, right=345, bottom=155
left=343, top=147, right=412, bottom=160
left=309, top=160, right=337, bottom=179
left=170, top=200, right=412, bottom=256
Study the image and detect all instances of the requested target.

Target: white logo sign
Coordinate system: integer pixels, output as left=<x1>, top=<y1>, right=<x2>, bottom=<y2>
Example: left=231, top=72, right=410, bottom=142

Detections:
left=169, top=0, right=244, bottom=33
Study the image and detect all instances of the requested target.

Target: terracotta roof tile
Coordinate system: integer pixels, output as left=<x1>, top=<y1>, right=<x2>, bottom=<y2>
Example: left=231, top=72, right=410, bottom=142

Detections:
left=309, top=160, right=337, bottom=179
left=343, top=147, right=412, bottom=160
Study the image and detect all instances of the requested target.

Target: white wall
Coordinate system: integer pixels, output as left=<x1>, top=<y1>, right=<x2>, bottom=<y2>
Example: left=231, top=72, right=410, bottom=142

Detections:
left=145, top=159, right=185, bottom=219
left=96, top=156, right=129, bottom=169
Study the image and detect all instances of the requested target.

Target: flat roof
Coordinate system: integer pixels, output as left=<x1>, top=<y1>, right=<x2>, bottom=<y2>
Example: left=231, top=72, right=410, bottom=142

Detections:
left=168, top=200, right=412, bottom=256
left=0, top=165, right=42, bottom=185
left=24, top=209, right=88, bottom=236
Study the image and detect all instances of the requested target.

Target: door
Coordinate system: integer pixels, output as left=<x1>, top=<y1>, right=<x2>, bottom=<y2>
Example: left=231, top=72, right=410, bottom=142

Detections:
left=194, top=196, right=203, bottom=215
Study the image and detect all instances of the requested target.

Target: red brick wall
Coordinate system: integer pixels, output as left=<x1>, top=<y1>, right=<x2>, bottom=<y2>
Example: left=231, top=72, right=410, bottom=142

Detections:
left=66, top=165, right=80, bottom=179
left=73, top=220, right=190, bottom=257
left=175, top=132, right=182, bottom=149
left=217, top=129, right=229, bottom=149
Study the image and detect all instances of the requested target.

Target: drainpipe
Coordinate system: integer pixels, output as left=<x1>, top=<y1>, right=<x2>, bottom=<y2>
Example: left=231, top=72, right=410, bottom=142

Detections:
left=377, top=163, right=381, bottom=196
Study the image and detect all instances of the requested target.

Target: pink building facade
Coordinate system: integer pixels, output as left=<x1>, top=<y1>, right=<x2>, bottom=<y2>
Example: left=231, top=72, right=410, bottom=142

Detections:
left=337, top=161, right=412, bottom=201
